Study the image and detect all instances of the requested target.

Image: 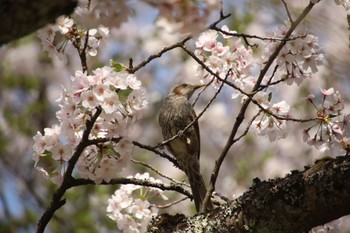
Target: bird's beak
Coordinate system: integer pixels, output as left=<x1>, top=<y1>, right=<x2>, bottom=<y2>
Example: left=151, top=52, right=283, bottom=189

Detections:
left=192, top=83, right=205, bottom=90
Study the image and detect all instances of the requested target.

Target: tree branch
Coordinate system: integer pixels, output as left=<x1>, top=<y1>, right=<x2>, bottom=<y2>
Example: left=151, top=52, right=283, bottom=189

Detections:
left=36, top=108, right=102, bottom=233
left=205, top=2, right=316, bottom=209
left=71, top=177, right=192, bottom=198
left=127, top=36, right=191, bottom=74
left=148, top=155, right=350, bottom=233
left=127, top=11, right=231, bottom=74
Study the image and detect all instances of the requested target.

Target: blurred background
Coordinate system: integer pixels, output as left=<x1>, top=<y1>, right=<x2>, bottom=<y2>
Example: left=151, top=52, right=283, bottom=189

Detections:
left=1, top=0, right=350, bottom=232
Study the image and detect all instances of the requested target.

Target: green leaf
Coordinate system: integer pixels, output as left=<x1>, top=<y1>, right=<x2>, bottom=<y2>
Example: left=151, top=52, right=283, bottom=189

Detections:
left=118, top=88, right=133, bottom=103
left=110, top=60, right=126, bottom=72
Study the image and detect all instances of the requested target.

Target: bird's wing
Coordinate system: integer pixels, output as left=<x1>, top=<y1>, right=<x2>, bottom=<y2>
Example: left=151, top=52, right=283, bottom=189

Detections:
left=191, top=108, right=200, bottom=160
left=169, top=101, right=200, bottom=159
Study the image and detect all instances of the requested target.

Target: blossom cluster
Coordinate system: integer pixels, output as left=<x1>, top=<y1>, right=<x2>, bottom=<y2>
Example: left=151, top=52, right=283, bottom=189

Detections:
left=194, top=25, right=255, bottom=95
left=262, top=25, right=324, bottom=85
left=193, top=23, right=326, bottom=143
left=106, top=173, right=168, bottom=233
left=74, top=0, right=132, bottom=28
left=251, top=92, right=291, bottom=142
left=33, top=65, right=148, bottom=184
left=144, top=0, right=220, bottom=34
left=37, top=15, right=109, bottom=63
left=303, top=88, right=350, bottom=156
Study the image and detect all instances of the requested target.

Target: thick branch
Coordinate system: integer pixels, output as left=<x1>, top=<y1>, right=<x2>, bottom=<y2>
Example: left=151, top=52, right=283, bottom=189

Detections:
left=148, top=155, right=350, bottom=233
left=0, top=0, right=77, bottom=45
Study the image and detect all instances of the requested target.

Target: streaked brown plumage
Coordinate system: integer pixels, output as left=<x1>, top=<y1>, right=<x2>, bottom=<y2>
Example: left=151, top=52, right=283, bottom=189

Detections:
left=158, top=83, right=213, bottom=212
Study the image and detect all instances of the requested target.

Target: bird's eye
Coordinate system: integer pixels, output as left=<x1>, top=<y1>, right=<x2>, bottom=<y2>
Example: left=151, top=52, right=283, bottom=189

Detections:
left=181, top=84, right=187, bottom=88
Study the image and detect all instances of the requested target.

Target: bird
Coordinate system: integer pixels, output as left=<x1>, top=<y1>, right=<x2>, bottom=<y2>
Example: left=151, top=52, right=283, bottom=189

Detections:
left=158, top=83, right=213, bottom=212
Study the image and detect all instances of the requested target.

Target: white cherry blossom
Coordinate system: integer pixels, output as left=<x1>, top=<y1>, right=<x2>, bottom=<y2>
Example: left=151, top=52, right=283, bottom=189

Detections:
left=33, top=65, right=147, bottom=184
left=106, top=173, right=166, bottom=233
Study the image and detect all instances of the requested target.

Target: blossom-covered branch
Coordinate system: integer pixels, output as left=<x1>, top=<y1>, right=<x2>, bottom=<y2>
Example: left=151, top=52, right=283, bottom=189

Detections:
left=198, top=2, right=318, bottom=211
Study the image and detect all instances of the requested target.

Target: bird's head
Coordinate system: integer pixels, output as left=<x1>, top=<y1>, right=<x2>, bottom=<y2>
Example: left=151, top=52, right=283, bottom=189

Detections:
left=170, top=83, right=204, bottom=99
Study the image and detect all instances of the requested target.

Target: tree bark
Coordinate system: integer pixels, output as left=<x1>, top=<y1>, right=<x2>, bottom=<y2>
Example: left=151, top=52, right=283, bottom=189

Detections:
left=0, top=0, right=77, bottom=45
left=148, top=155, right=350, bottom=233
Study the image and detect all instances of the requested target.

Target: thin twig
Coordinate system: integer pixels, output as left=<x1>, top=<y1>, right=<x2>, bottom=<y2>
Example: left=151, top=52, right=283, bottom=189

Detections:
left=209, top=11, right=231, bottom=28
left=127, top=36, right=191, bottom=74
left=127, top=12, right=231, bottom=74
left=259, top=77, right=286, bottom=90
left=79, top=29, right=89, bottom=73
left=71, top=177, right=192, bottom=198
left=192, top=74, right=212, bottom=106
left=219, top=0, right=224, bottom=19
left=281, top=0, right=294, bottom=24
left=213, top=191, right=230, bottom=202
left=131, top=159, right=189, bottom=188
left=132, top=141, right=179, bottom=167
left=87, top=136, right=121, bottom=145
left=128, top=58, right=134, bottom=71
left=249, top=97, right=316, bottom=123
left=263, top=64, right=280, bottom=89
left=212, top=26, right=306, bottom=42
left=151, top=197, right=188, bottom=209
left=87, top=136, right=179, bottom=166
left=232, top=111, right=261, bottom=144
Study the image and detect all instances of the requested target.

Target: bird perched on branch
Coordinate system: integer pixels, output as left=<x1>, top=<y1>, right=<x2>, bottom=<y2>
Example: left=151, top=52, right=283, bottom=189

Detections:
left=158, top=83, right=213, bottom=212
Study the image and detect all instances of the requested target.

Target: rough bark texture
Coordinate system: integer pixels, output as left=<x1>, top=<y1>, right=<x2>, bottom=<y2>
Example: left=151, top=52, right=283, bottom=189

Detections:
left=148, top=155, right=350, bottom=233
left=0, top=0, right=77, bottom=45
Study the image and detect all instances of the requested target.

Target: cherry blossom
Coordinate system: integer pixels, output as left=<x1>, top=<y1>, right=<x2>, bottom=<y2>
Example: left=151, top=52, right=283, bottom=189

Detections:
left=195, top=30, right=218, bottom=51
left=56, top=16, right=74, bottom=34
left=100, top=91, right=120, bottom=114
left=262, top=25, right=324, bottom=85
left=51, top=142, right=73, bottom=161
left=37, top=12, right=110, bottom=63
left=252, top=94, right=291, bottom=142
left=194, top=26, right=254, bottom=90
left=303, top=88, right=349, bottom=156
left=220, top=25, right=237, bottom=39
left=106, top=173, right=166, bottom=233
left=33, top=65, right=147, bottom=184
left=81, top=90, right=99, bottom=109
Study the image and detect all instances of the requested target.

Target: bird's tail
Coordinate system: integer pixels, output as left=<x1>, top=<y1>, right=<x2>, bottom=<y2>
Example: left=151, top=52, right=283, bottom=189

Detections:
left=187, top=166, right=213, bottom=212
